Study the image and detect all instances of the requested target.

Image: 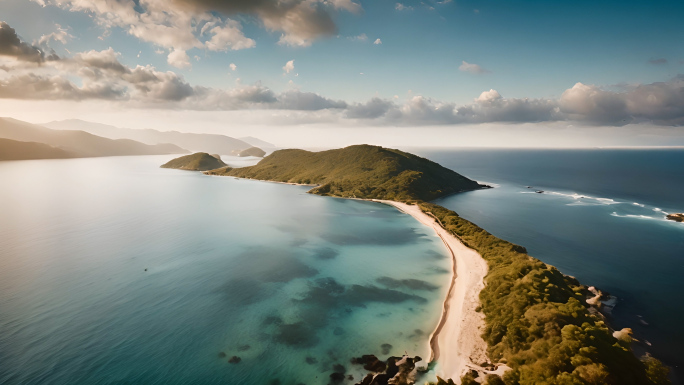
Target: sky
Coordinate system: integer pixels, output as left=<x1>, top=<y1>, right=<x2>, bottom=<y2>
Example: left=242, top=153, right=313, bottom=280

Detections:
left=0, top=0, right=683, bottom=147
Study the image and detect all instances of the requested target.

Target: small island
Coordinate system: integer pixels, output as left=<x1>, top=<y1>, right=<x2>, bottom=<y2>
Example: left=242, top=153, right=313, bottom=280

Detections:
left=160, top=152, right=227, bottom=171
left=162, top=145, right=670, bottom=385
left=666, top=213, right=684, bottom=222
left=233, top=146, right=266, bottom=157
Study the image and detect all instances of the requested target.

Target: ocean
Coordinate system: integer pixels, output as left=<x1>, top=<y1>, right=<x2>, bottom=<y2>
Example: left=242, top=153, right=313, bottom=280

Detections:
left=1, top=149, right=682, bottom=384
left=0, top=155, right=451, bottom=385
left=411, top=148, right=684, bottom=384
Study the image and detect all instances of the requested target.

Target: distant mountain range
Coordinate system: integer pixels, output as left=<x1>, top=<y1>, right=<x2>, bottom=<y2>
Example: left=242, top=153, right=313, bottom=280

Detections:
left=0, top=118, right=188, bottom=159
left=45, top=119, right=275, bottom=155
left=0, top=138, right=76, bottom=160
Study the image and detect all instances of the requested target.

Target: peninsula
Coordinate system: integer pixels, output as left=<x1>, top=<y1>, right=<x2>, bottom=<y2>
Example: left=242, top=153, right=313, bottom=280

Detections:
left=163, top=145, right=669, bottom=385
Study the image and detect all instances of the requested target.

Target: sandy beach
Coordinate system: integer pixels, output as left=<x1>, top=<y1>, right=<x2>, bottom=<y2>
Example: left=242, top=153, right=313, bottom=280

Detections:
left=373, top=200, right=489, bottom=381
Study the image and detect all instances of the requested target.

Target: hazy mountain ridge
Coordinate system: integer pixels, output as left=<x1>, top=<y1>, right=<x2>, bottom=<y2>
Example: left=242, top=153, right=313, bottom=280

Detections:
left=238, top=136, right=275, bottom=149
left=45, top=119, right=273, bottom=155
left=0, top=138, right=77, bottom=160
left=0, top=118, right=188, bottom=158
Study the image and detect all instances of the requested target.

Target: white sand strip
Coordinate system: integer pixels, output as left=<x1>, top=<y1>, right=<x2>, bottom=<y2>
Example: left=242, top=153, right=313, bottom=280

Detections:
left=373, top=200, right=489, bottom=381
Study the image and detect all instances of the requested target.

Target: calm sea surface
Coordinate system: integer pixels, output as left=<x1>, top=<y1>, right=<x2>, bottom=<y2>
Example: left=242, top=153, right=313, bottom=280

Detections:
left=411, top=148, right=684, bottom=384
left=0, top=155, right=452, bottom=385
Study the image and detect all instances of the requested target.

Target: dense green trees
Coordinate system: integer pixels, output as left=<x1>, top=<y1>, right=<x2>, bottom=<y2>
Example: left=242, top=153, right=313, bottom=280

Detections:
left=420, top=202, right=669, bottom=385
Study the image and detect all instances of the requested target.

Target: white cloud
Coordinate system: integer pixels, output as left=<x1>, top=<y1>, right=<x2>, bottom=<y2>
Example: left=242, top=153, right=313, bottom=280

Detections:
left=459, top=60, right=490, bottom=74
left=35, top=0, right=359, bottom=66
left=373, top=38, right=382, bottom=45
left=395, top=3, right=413, bottom=11
left=204, top=21, right=256, bottom=52
left=477, top=89, right=502, bottom=102
left=559, top=79, right=684, bottom=125
left=350, top=33, right=368, bottom=42
left=283, top=60, right=295, bottom=74
left=3, top=22, right=684, bottom=127
left=167, top=49, right=191, bottom=69
left=37, top=24, right=72, bottom=45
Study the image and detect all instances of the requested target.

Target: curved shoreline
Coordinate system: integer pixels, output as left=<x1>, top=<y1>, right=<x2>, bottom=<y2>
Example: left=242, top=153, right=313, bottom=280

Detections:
left=373, top=200, right=489, bottom=380
left=427, top=229, right=458, bottom=363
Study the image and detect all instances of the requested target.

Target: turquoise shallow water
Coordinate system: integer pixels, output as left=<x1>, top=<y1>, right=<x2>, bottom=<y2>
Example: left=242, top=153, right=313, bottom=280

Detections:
left=0, top=155, right=451, bottom=385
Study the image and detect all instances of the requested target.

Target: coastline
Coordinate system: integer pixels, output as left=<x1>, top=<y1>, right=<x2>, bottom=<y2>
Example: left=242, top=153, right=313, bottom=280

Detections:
left=372, top=200, right=489, bottom=380
left=204, top=174, right=319, bottom=187
left=210, top=173, right=491, bottom=380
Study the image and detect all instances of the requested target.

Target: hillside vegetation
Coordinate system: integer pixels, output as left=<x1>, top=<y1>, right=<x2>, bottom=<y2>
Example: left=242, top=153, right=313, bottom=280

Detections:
left=421, top=203, right=669, bottom=385
left=204, top=145, right=484, bottom=201
left=161, top=152, right=227, bottom=171
left=0, top=138, right=76, bottom=160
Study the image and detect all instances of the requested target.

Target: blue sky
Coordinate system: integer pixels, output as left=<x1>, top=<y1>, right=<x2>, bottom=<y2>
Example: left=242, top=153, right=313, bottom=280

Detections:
left=0, top=0, right=683, bottom=146
left=4, top=0, right=683, bottom=101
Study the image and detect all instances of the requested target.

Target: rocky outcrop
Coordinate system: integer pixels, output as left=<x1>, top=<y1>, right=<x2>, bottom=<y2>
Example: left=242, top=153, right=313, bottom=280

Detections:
left=351, top=354, right=423, bottom=385
left=666, top=213, right=684, bottom=222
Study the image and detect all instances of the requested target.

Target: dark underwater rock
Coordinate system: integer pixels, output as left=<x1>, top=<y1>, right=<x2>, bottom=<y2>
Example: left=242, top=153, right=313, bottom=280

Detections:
left=330, top=372, right=345, bottom=382
left=305, top=356, right=318, bottom=365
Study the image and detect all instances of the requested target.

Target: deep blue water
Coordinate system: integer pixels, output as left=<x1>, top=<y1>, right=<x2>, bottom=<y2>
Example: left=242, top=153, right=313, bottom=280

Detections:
left=0, top=155, right=451, bottom=385
left=410, top=148, right=684, bottom=384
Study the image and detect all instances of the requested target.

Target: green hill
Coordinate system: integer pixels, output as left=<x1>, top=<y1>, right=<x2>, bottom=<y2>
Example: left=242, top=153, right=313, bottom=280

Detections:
left=0, top=138, right=77, bottom=160
left=161, top=152, right=227, bottom=171
left=205, top=145, right=484, bottom=201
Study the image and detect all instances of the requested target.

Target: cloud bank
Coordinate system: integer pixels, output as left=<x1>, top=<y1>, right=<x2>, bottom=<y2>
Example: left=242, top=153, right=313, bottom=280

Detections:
left=1, top=22, right=683, bottom=127
left=32, top=0, right=361, bottom=67
left=0, top=22, right=58, bottom=63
